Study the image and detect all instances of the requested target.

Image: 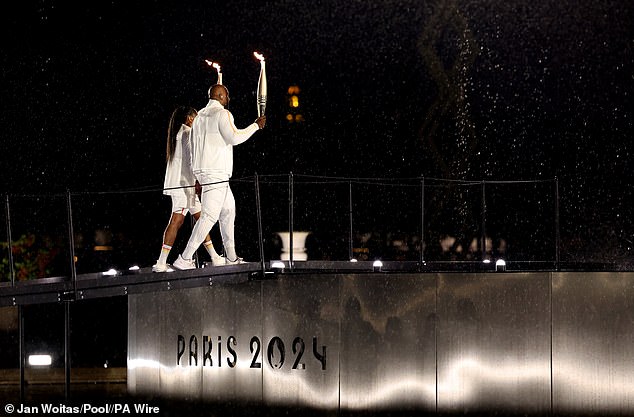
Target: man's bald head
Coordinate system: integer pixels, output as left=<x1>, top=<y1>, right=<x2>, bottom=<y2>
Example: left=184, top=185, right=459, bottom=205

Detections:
left=208, top=84, right=229, bottom=107
left=208, top=84, right=226, bottom=98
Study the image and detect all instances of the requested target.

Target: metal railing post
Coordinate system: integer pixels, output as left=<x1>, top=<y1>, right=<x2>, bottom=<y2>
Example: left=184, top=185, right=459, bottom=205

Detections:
left=481, top=181, right=487, bottom=262
left=348, top=181, right=354, bottom=261
left=289, top=172, right=294, bottom=270
left=555, top=177, right=560, bottom=271
left=5, top=194, right=15, bottom=286
left=420, top=176, right=425, bottom=267
left=66, top=190, right=77, bottom=289
left=254, top=173, right=266, bottom=276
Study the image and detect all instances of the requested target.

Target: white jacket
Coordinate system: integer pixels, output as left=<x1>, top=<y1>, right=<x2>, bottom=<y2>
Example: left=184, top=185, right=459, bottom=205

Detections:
left=190, top=100, right=259, bottom=179
left=163, top=124, right=196, bottom=202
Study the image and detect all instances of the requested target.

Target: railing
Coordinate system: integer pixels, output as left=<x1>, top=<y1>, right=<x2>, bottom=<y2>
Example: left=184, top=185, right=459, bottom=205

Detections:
left=0, top=174, right=569, bottom=286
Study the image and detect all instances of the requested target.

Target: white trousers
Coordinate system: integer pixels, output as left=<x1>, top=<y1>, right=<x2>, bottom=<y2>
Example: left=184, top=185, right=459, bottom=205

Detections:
left=182, top=173, right=236, bottom=260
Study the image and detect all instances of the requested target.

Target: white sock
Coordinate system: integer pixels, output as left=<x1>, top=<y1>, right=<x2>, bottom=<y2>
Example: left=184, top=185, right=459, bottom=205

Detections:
left=204, top=240, right=221, bottom=259
left=158, top=244, right=171, bottom=264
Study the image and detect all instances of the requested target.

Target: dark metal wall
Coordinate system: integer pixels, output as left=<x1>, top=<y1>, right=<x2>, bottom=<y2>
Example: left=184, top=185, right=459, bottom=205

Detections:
left=128, top=272, right=634, bottom=415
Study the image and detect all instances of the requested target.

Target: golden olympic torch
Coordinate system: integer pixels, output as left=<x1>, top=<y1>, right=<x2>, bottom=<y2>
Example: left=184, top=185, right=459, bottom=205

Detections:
left=204, top=59, right=222, bottom=84
left=253, top=52, right=267, bottom=116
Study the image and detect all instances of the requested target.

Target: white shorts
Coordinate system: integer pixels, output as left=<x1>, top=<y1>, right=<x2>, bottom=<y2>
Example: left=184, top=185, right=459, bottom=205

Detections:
left=170, top=194, right=202, bottom=216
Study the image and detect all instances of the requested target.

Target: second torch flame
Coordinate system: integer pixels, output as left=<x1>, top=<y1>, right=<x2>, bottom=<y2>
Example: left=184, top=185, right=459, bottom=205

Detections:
left=205, top=60, right=222, bottom=85
left=254, top=52, right=267, bottom=117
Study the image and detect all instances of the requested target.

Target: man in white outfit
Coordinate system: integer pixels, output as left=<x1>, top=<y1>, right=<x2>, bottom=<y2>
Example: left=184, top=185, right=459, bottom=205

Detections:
left=173, top=84, right=266, bottom=270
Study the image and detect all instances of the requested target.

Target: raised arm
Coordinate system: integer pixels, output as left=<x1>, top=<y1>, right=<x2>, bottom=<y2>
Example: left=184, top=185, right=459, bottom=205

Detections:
left=218, top=110, right=260, bottom=146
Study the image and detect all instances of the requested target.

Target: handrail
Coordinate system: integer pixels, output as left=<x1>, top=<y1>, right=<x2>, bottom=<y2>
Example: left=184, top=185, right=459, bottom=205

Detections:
left=1, top=174, right=565, bottom=284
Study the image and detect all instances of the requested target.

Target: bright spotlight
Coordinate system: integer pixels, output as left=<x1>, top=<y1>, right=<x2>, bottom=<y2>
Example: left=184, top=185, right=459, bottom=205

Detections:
left=350, top=258, right=358, bottom=263
left=128, top=265, right=140, bottom=271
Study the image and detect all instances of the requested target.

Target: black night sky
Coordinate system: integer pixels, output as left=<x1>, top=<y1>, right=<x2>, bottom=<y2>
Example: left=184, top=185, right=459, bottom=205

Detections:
left=1, top=0, right=633, bottom=268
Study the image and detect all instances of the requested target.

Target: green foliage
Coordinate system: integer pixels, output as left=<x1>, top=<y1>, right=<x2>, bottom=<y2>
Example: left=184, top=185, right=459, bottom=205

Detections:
left=0, top=234, right=60, bottom=282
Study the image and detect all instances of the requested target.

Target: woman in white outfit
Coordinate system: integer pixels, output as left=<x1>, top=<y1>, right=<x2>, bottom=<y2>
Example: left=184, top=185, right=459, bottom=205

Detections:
left=153, top=106, right=222, bottom=272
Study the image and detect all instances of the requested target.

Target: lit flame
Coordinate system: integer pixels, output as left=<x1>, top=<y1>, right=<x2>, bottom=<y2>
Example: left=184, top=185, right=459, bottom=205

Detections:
left=204, top=60, right=221, bottom=72
left=253, top=51, right=265, bottom=62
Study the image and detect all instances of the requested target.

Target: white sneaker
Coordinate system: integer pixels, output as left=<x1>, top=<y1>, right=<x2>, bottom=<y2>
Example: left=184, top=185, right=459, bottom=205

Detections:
left=225, top=257, right=247, bottom=265
left=173, top=255, right=196, bottom=270
left=152, top=262, right=168, bottom=273
left=211, top=256, right=226, bottom=266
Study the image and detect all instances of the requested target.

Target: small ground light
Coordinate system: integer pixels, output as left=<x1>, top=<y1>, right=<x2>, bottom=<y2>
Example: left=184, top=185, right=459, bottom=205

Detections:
left=271, top=261, right=285, bottom=270
left=350, top=258, right=358, bottom=263
left=102, top=268, right=118, bottom=276
left=128, top=265, right=140, bottom=271
left=373, top=260, right=383, bottom=271
left=496, top=259, right=506, bottom=272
